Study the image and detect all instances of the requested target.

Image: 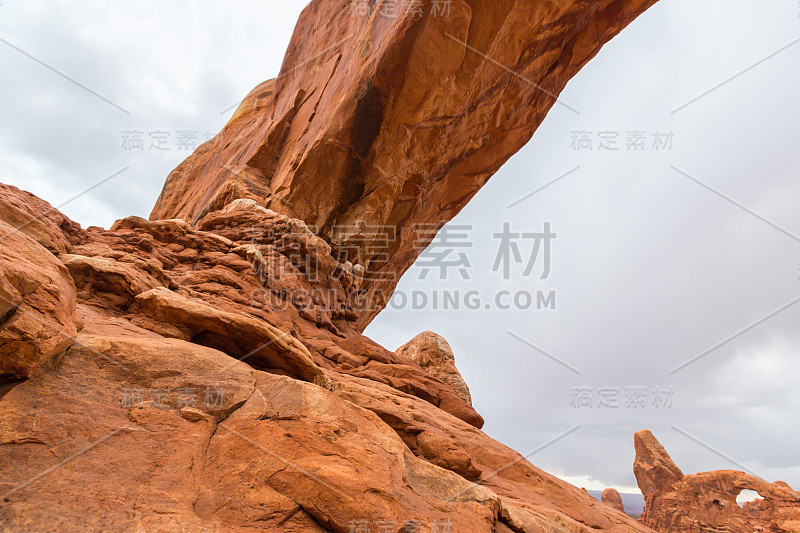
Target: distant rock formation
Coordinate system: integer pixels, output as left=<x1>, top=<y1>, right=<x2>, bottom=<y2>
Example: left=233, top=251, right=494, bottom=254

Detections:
left=396, top=331, right=473, bottom=406
left=634, top=430, right=800, bottom=532
left=601, top=488, right=626, bottom=514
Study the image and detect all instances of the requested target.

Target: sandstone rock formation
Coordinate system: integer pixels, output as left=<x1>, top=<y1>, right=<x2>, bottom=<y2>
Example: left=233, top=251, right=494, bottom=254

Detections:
left=0, top=0, right=671, bottom=531
left=634, top=430, right=800, bottom=532
left=151, top=0, right=660, bottom=329
left=601, top=488, right=626, bottom=515
left=0, top=190, right=655, bottom=532
left=0, top=215, right=78, bottom=380
left=396, top=330, right=472, bottom=406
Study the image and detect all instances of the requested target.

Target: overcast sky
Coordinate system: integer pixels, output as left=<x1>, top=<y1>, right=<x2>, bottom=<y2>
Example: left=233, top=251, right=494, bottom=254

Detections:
left=2, top=0, right=799, bottom=495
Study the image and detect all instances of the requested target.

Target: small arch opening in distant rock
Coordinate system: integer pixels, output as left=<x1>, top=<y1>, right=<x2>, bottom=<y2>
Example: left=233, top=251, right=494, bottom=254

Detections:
left=737, top=489, right=763, bottom=509
left=712, top=499, right=725, bottom=508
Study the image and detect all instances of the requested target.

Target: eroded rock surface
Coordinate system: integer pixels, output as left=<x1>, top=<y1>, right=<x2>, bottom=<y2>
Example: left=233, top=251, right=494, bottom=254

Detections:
left=0, top=220, right=78, bottom=380
left=634, top=430, right=800, bottom=532
left=0, top=188, right=654, bottom=531
left=397, top=330, right=472, bottom=406
left=601, top=488, right=626, bottom=515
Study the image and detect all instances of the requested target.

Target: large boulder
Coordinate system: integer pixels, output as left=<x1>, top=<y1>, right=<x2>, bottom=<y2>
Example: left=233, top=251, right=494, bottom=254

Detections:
left=601, top=488, right=626, bottom=514
left=396, top=330, right=473, bottom=406
left=131, top=286, right=326, bottom=385
left=0, top=183, right=80, bottom=254
left=0, top=333, right=647, bottom=532
left=633, top=430, right=684, bottom=500
left=0, top=220, right=78, bottom=380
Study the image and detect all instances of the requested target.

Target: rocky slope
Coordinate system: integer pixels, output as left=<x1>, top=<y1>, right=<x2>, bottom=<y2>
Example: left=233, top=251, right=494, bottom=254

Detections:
left=0, top=1, right=675, bottom=531
left=0, top=183, right=651, bottom=532
left=634, top=430, right=800, bottom=532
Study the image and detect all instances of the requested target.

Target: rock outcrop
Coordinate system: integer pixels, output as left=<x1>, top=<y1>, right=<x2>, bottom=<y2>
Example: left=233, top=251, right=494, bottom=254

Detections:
left=0, top=0, right=672, bottom=530
left=0, top=191, right=655, bottom=531
left=151, top=0, right=660, bottom=329
left=397, top=330, right=473, bottom=406
left=634, top=430, right=800, bottom=532
left=0, top=219, right=78, bottom=380
left=601, top=488, right=626, bottom=515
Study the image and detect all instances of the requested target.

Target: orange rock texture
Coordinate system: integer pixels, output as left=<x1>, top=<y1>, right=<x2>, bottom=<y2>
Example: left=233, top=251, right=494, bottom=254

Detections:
left=601, top=488, right=626, bottom=515
left=634, top=430, right=800, bottom=532
left=151, top=0, right=661, bottom=329
left=0, top=184, right=657, bottom=531
left=396, top=330, right=473, bottom=406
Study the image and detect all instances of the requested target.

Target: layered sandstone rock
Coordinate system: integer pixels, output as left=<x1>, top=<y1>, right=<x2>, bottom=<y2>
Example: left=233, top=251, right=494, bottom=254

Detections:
left=397, top=330, right=473, bottom=406
left=151, top=0, right=660, bottom=329
left=634, top=430, right=800, bottom=532
left=602, top=488, right=626, bottom=515
left=0, top=183, right=81, bottom=254
left=0, top=220, right=78, bottom=380
left=0, top=188, right=655, bottom=531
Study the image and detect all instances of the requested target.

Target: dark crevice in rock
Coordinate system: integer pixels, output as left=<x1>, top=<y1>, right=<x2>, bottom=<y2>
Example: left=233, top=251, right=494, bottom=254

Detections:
left=0, top=377, right=26, bottom=400
left=0, top=303, right=19, bottom=328
left=350, top=78, right=384, bottom=160
left=188, top=330, right=301, bottom=381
